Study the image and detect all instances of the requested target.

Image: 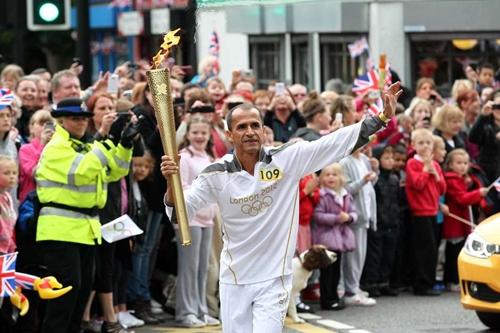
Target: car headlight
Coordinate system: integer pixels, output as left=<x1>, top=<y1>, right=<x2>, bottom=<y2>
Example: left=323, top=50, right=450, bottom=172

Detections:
left=464, top=233, right=497, bottom=259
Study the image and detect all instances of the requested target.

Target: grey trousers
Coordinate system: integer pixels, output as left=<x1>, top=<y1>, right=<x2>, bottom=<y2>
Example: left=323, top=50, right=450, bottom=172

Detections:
left=341, top=225, right=368, bottom=295
left=175, top=226, right=213, bottom=320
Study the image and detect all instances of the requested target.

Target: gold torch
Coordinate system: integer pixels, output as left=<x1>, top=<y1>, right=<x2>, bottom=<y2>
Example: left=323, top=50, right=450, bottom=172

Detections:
left=146, top=28, right=191, bottom=246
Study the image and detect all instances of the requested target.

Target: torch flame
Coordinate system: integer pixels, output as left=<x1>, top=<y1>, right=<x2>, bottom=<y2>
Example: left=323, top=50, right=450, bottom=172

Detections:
left=152, top=28, right=182, bottom=69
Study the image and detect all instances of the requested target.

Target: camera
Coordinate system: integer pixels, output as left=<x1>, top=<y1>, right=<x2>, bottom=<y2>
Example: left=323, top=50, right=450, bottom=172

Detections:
left=492, top=104, right=500, bottom=110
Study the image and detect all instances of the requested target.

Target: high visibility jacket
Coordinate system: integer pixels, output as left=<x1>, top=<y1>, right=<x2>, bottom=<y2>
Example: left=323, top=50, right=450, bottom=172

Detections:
left=35, top=125, right=132, bottom=245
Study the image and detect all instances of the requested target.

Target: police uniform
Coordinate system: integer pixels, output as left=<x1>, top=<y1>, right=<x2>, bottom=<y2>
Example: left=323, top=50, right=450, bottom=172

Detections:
left=35, top=98, right=132, bottom=333
left=166, top=116, right=385, bottom=332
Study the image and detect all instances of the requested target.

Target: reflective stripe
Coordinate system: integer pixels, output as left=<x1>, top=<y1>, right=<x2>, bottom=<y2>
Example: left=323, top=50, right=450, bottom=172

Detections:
left=67, top=154, right=84, bottom=185
left=92, top=148, right=108, bottom=167
left=37, top=179, right=108, bottom=193
left=114, top=155, right=129, bottom=170
left=39, top=206, right=99, bottom=219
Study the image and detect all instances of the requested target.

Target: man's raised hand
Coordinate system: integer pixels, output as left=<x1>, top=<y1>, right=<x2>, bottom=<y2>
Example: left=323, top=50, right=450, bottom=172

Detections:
left=382, top=82, right=403, bottom=119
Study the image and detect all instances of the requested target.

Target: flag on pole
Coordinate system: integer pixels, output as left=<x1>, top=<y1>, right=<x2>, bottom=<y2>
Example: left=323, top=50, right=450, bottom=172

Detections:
left=487, top=176, right=500, bottom=192
left=0, top=252, right=17, bottom=297
left=209, top=30, right=220, bottom=58
left=348, top=37, right=369, bottom=58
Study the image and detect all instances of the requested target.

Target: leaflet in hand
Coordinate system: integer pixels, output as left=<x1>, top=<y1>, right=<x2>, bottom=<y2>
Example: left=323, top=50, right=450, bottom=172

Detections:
left=101, top=214, right=143, bottom=243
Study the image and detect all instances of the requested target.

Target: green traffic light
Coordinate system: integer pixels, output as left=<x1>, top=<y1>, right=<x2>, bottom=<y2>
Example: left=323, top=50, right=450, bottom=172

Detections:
left=39, top=2, right=60, bottom=22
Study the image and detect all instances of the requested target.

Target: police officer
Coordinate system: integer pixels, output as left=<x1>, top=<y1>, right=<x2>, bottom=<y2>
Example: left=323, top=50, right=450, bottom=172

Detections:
left=35, top=98, right=134, bottom=333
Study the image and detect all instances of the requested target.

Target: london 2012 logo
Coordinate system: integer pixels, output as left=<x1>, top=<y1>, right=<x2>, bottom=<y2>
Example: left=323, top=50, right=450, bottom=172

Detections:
left=240, top=196, right=273, bottom=216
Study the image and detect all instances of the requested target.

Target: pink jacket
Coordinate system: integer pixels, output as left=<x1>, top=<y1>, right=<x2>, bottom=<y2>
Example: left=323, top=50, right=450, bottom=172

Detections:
left=0, top=191, right=17, bottom=254
left=179, top=146, right=218, bottom=228
left=19, top=138, right=44, bottom=202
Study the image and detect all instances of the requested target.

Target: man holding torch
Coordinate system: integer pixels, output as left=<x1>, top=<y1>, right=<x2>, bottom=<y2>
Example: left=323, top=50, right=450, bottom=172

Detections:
left=161, top=82, right=401, bottom=331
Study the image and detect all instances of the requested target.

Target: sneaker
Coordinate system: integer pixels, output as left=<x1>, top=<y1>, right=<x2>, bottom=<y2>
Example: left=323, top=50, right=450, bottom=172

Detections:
left=344, top=293, right=376, bottom=306
left=101, top=321, right=129, bottom=333
left=447, top=283, right=461, bottom=292
left=176, top=314, right=206, bottom=328
left=201, top=314, right=220, bottom=326
left=118, top=311, right=145, bottom=329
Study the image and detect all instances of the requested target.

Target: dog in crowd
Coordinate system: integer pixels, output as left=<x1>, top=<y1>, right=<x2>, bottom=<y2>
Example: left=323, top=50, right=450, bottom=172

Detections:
left=287, top=245, right=337, bottom=323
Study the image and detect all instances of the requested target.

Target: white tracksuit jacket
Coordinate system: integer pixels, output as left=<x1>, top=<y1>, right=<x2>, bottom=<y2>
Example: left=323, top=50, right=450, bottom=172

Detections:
left=166, top=116, right=385, bottom=285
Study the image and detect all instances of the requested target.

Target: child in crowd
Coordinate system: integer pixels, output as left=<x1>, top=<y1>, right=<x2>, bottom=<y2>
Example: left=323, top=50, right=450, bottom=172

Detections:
left=313, top=163, right=357, bottom=311
left=206, top=77, right=227, bottom=113
left=443, top=149, right=488, bottom=291
left=0, top=155, right=18, bottom=254
left=432, top=135, right=448, bottom=290
left=361, top=145, right=401, bottom=297
left=476, top=62, right=495, bottom=94
left=115, top=152, right=156, bottom=329
left=405, top=128, right=446, bottom=296
left=0, top=64, right=24, bottom=91
left=298, top=173, right=320, bottom=253
left=176, top=115, right=220, bottom=328
left=18, top=110, right=54, bottom=202
left=339, top=147, right=377, bottom=306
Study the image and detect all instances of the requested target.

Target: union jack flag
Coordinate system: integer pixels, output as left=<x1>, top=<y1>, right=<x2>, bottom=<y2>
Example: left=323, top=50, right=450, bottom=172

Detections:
left=0, top=88, right=14, bottom=109
left=0, top=252, right=17, bottom=297
left=347, top=37, right=369, bottom=58
left=14, top=272, right=37, bottom=290
left=209, top=30, right=220, bottom=58
left=352, top=67, right=392, bottom=115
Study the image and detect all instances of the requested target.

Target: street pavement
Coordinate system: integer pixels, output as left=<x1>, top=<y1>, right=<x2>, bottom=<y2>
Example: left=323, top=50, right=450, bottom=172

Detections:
left=135, top=290, right=491, bottom=333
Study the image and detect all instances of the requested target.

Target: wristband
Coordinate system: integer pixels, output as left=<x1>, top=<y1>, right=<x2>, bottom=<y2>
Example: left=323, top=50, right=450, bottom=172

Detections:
left=378, top=112, right=390, bottom=123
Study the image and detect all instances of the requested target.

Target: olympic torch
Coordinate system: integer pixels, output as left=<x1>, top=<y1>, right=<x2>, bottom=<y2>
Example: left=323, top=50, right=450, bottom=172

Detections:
left=378, top=53, right=387, bottom=92
left=146, top=29, right=191, bottom=246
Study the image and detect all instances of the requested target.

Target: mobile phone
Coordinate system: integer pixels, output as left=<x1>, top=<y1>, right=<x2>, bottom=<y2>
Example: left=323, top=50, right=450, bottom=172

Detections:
left=241, top=69, right=254, bottom=78
left=189, top=105, right=215, bottom=113
left=368, top=90, right=380, bottom=99
left=107, top=74, right=119, bottom=94
left=492, top=103, right=500, bottom=110
left=44, top=121, right=55, bottom=131
left=227, top=101, right=243, bottom=110
left=335, top=113, right=343, bottom=123
left=179, top=65, right=193, bottom=75
left=275, top=82, right=285, bottom=96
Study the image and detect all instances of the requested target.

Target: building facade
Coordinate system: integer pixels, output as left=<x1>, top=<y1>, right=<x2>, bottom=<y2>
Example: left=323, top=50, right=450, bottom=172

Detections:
left=195, top=0, right=500, bottom=95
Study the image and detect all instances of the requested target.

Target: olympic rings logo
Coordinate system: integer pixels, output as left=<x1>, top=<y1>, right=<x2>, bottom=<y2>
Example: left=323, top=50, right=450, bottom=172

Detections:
left=112, top=222, right=133, bottom=236
left=240, top=196, right=273, bottom=216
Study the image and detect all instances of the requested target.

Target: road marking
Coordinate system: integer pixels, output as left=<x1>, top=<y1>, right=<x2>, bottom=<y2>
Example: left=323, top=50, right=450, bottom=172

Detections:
left=298, top=313, right=322, bottom=320
left=317, top=319, right=354, bottom=330
left=349, top=330, right=372, bottom=333
left=287, top=322, right=336, bottom=333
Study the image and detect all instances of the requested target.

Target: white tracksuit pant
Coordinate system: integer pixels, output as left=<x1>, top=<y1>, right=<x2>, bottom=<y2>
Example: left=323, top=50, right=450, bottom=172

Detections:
left=220, top=274, right=292, bottom=333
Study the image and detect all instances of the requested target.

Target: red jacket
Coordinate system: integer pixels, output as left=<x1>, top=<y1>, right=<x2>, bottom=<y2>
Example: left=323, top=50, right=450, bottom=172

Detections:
left=299, top=175, right=320, bottom=226
left=443, top=172, right=482, bottom=239
left=405, top=157, right=446, bottom=216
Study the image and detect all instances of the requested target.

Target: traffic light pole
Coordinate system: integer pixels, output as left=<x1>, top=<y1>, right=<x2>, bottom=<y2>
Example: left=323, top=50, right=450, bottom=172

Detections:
left=77, top=0, right=91, bottom=88
left=14, top=0, right=27, bottom=68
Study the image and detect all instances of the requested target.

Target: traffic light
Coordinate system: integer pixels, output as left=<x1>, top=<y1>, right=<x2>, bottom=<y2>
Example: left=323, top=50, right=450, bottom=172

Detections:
left=27, top=0, right=70, bottom=31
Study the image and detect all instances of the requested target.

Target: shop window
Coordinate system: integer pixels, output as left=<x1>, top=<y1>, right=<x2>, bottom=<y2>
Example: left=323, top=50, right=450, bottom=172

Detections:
left=292, top=35, right=309, bottom=87
left=320, top=35, right=367, bottom=90
left=410, top=36, right=500, bottom=96
left=249, top=35, right=284, bottom=89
